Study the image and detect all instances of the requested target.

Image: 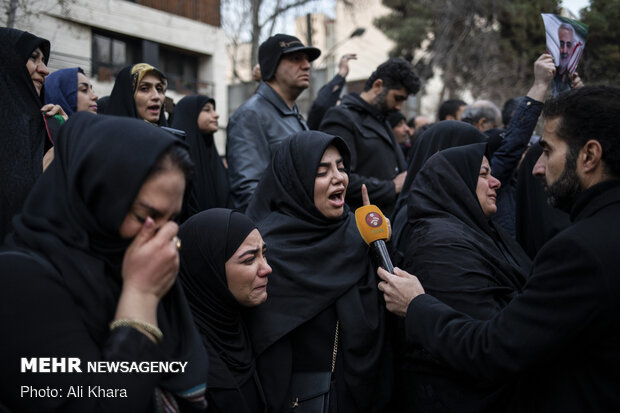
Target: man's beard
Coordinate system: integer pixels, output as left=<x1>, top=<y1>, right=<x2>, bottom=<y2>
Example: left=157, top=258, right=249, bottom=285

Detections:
left=545, top=149, right=583, bottom=212
left=372, top=88, right=390, bottom=114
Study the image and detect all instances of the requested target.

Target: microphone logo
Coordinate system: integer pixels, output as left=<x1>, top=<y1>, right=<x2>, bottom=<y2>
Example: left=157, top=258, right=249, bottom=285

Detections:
left=365, top=212, right=383, bottom=227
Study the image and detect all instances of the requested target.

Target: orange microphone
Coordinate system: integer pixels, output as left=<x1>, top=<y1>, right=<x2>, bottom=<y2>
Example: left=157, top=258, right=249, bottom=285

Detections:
left=355, top=205, right=394, bottom=273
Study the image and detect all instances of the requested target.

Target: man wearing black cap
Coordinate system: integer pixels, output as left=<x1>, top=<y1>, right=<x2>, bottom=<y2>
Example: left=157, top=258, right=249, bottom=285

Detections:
left=320, top=58, right=421, bottom=217
left=226, top=33, right=320, bottom=211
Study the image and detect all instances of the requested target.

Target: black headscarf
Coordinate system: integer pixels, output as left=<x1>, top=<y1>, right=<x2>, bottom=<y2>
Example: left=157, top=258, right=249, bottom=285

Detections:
left=171, top=96, right=230, bottom=219
left=404, top=143, right=530, bottom=318
left=392, top=121, right=488, bottom=260
left=107, top=63, right=168, bottom=126
left=0, top=28, right=51, bottom=240
left=515, top=142, right=570, bottom=259
left=245, top=131, right=392, bottom=411
left=9, top=112, right=207, bottom=399
left=179, top=208, right=257, bottom=389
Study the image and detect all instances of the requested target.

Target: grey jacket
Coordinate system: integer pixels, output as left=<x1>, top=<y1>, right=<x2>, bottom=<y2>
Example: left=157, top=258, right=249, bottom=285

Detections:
left=226, top=82, right=308, bottom=210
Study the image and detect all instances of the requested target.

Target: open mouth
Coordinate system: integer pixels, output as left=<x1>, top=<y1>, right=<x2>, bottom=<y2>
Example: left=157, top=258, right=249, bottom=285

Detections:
left=328, top=189, right=345, bottom=207
left=148, top=105, right=161, bottom=114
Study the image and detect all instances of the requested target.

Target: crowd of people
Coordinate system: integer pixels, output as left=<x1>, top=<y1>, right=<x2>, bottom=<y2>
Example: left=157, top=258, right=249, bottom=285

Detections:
left=1, top=25, right=620, bottom=413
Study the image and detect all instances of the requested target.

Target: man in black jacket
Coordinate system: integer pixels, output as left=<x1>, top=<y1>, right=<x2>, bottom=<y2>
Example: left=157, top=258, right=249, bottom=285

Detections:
left=378, top=85, right=620, bottom=411
left=319, top=58, right=420, bottom=216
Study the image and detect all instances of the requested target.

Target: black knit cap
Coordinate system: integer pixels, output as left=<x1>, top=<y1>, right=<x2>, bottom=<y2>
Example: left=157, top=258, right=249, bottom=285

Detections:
left=258, top=33, right=321, bottom=81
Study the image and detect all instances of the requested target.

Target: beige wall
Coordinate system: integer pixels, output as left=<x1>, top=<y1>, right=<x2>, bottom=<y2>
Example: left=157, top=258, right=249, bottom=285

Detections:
left=15, top=0, right=228, bottom=152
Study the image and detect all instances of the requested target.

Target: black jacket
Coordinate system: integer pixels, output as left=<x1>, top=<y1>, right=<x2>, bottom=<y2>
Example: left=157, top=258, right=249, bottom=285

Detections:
left=407, top=179, right=620, bottom=412
left=307, top=74, right=345, bottom=130
left=320, top=93, right=406, bottom=216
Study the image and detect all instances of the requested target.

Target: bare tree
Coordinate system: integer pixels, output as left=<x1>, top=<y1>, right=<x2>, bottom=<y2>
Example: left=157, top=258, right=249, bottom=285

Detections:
left=222, top=0, right=321, bottom=81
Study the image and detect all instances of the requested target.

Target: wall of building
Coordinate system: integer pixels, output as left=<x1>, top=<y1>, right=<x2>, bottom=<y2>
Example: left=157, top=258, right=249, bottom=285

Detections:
left=137, top=0, right=220, bottom=27
left=15, top=0, right=228, bottom=152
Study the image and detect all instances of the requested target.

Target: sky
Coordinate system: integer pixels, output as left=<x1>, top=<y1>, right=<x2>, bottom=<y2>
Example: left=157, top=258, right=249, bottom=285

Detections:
left=561, top=0, right=590, bottom=17
left=250, top=0, right=591, bottom=43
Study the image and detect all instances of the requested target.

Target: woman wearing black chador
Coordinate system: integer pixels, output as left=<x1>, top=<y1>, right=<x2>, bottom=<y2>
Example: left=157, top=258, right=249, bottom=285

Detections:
left=171, top=95, right=231, bottom=220
left=396, top=142, right=531, bottom=412
left=246, top=130, right=392, bottom=413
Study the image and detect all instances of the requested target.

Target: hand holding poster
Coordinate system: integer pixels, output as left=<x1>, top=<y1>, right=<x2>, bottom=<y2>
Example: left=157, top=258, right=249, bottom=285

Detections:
left=541, top=13, right=588, bottom=96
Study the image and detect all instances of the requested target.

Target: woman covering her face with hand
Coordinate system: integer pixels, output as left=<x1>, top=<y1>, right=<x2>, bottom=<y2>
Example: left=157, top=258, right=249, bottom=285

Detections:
left=178, top=208, right=271, bottom=412
left=394, top=141, right=531, bottom=412
left=0, top=113, right=207, bottom=412
left=107, top=63, right=168, bottom=126
left=245, top=130, right=392, bottom=413
left=171, top=96, right=231, bottom=220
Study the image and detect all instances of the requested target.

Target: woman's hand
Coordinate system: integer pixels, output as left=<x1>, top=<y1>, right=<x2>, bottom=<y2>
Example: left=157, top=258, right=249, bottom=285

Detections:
left=114, top=217, right=180, bottom=332
left=41, top=104, right=68, bottom=121
left=121, top=217, right=179, bottom=300
left=361, top=184, right=391, bottom=240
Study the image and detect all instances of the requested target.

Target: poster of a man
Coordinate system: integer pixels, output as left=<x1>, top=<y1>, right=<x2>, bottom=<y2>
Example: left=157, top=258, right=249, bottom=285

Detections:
left=541, top=13, right=588, bottom=96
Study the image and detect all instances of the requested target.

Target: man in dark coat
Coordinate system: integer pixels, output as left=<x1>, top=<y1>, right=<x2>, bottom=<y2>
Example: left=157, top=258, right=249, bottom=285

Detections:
left=319, top=58, right=420, bottom=216
left=226, top=34, right=320, bottom=211
left=377, top=85, right=620, bottom=412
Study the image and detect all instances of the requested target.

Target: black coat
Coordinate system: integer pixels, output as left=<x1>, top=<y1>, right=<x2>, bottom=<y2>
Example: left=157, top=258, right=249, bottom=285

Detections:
left=407, top=179, right=620, bottom=412
left=515, top=142, right=570, bottom=258
left=320, top=93, right=406, bottom=216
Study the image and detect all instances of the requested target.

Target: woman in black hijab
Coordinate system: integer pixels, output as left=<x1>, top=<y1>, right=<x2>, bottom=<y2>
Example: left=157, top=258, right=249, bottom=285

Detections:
left=0, top=113, right=207, bottom=412
left=245, top=131, right=392, bottom=413
left=171, top=96, right=231, bottom=220
left=107, top=63, right=168, bottom=126
left=390, top=121, right=488, bottom=261
left=0, top=28, right=51, bottom=239
left=179, top=208, right=271, bottom=412
left=395, top=142, right=531, bottom=412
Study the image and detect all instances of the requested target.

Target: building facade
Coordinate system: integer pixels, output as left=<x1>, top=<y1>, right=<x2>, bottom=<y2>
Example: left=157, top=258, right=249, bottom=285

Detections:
left=12, top=0, right=228, bottom=150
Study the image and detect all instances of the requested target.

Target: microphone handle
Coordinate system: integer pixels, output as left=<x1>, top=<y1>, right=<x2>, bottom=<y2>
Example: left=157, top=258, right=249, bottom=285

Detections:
left=372, top=239, right=394, bottom=274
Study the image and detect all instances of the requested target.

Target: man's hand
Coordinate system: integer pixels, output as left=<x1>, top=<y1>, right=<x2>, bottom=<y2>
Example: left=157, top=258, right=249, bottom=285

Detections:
left=338, top=53, right=357, bottom=78
left=377, top=267, right=425, bottom=317
left=571, top=71, right=584, bottom=89
left=527, top=53, right=555, bottom=102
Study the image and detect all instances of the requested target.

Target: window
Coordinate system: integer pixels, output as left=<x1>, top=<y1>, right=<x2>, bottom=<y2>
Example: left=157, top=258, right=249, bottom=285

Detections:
left=159, top=47, right=199, bottom=93
left=92, top=31, right=139, bottom=81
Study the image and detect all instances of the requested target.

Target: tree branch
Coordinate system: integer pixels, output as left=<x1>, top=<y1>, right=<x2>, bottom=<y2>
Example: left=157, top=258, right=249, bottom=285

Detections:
left=259, top=0, right=315, bottom=29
